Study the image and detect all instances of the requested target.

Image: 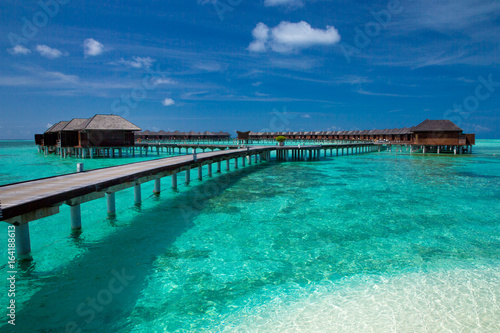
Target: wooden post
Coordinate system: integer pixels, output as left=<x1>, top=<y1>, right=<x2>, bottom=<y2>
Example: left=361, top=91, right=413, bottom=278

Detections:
left=185, top=167, right=190, bottom=185
left=226, top=159, right=230, bottom=171
left=134, top=184, right=142, bottom=204
left=16, top=223, right=31, bottom=257
left=106, top=192, right=116, bottom=216
left=208, top=163, right=212, bottom=177
left=171, top=171, right=178, bottom=189
left=234, top=157, right=238, bottom=169
left=217, top=161, right=221, bottom=173
left=198, top=165, right=203, bottom=180
left=70, top=204, right=82, bottom=230
left=154, top=178, right=161, bottom=194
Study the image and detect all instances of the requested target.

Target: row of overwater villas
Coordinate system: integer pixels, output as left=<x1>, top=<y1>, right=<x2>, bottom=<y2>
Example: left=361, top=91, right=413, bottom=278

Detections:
left=35, top=116, right=475, bottom=149
left=244, top=128, right=413, bottom=142
left=135, top=130, right=231, bottom=141
left=240, top=119, right=475, bottom=147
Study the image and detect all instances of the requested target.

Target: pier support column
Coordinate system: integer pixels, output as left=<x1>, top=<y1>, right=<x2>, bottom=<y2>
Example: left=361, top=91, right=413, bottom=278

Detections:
left=198, top=165, right=203, bottom=180
left=208, top=163, right=212, bottom=177
left=226, top=159, right=230, bottom=171
left=185, top=167, right=191, bottom=185
left=106, top=192, right=116, bottom=216
left=172, top=171, right=178, bottom=189
left=242, top=156, right=246, bottom=166
left=134, top=184, right=142, bottom=205
left=70, top=204, right=82, bottom=230
left=217, top=161, right=221, bottom=173
left=234, top=158, right=238, bottom=169
left=248, top=155, right=252, bottom=165
left=15, top=223, right=31, bottom=257
left=154, top=178, right=161, bottom=194
left=254, top=154, right=258, bottom=163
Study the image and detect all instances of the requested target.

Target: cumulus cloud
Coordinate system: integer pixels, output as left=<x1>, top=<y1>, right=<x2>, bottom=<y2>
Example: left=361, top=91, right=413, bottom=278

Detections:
left=83, top=38, right=104, bottom=57
left=248, top=21, right=341, bottom=53
left=248, top=23, right=270, bottom=52
left=116, top=56, right=155, bottom=68
left=8, top=45, right=31, bottom=55
left=36, top=45, right=64, bottom=59
left=162, top=98, right=175, bottom=106
left=264, top=0, right=304, bottom=8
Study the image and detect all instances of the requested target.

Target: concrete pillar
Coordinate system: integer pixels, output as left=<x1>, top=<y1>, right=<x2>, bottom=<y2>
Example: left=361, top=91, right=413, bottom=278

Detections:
left=185, top=167, right=190, bottom=185
left=437, top=146, right=440, bottom=154
left=248, top=155, right=252, bottom=165
left=242, top=156, right=246, bottom=166
left=171, top=172, right=178, bottom=189
left=70, top=204, right=82, bottom=230
left=254, top=154, right=258, bottom=163
left=198, top=165, right=203, bottom=180
left=106, top=192, right=116, bottom=215
left=454, top=146, right=457, bottom=155
left=423, top=146, right=427, bottom=154
left=15, top=223, right=31, bottom=256
left=234, top=157, right=238, bottom=169
left=134, top=184, right=142, bottom=204
left=226, top=159, right=230, bottom=171
left=217, top=161, right=221, bottom=173
left=154, top=178, right=161, bottom=194
left=208, top=163, right=212, bottom=177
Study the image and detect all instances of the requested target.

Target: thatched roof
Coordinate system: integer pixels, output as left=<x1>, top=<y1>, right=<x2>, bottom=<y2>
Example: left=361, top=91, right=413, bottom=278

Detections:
left=45, top=121, right=69, bottom=133
left=62, top=118, right=88, bottom=131
left=412, top=119, right=462, bottom=132
left=79, top=115, right=141, bottom=131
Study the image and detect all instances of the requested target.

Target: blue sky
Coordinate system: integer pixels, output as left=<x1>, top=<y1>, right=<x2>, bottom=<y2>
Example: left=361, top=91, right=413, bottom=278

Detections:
left=1, top=0, right=499, bottom=139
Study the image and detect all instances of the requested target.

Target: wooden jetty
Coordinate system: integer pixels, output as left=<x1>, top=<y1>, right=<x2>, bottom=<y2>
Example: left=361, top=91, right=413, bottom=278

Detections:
left=1, top=143, right=375, bottom=259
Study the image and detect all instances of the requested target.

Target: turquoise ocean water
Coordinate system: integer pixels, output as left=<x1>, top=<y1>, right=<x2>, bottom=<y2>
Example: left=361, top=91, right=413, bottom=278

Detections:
left=0, top=140, right=499, bottom=332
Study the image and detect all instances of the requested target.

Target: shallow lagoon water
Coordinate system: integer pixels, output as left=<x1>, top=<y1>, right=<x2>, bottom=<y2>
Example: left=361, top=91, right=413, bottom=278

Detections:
left=0, top=140, right=499, bottom=332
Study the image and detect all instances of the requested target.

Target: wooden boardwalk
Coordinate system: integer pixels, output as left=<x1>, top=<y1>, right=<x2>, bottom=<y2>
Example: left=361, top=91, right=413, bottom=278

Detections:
left=0, top=142, right=376, bottom=258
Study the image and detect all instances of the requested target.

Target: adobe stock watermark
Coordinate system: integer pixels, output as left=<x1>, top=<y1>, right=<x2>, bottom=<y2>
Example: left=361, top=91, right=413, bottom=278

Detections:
left=65, top=268, right=135, bottom=333
left=443, top=74, right=500, bottom=127
left=260, top=107, right=297, bottom=133
left=206, top=0, right=243, bottom=22
left=339, top=0, right=405, bottom=64
left=6, top=225, right=17, bottom=326
left=7, top=0, right=70, bottom=48
left=110, top=64, right=165, bottom=119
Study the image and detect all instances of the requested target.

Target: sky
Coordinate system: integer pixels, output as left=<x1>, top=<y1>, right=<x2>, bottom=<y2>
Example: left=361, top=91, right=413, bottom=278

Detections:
left=0, top=0, right=499, bottom=139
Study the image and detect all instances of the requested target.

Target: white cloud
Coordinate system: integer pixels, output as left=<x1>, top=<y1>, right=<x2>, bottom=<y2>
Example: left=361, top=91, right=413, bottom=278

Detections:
left=264, top=0, right=304, bottom=8
left=248, top=21, right=341, bottom=53
left=162, top=98, right=175, bottom=106
left=8, top=45, right=31, bottom=55
left=83, top=38, right=104, bottom=57
left=35, top=45, right=64, bottom=59
left=153, top=78, right=176, bottom=85
left=248, top=23, right=270, bottom=52
left=116, top=56, right=155, bottom=68
left=193, top=62, right=222, bottom=72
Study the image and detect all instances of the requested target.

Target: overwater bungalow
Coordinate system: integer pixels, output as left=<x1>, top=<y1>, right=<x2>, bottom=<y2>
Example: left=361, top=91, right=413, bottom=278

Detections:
left=35, top=114, right=142, bottom=157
